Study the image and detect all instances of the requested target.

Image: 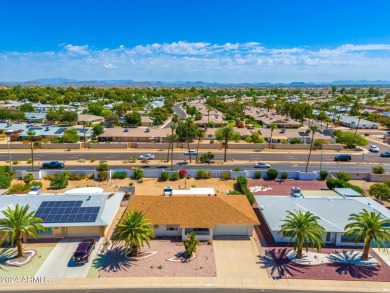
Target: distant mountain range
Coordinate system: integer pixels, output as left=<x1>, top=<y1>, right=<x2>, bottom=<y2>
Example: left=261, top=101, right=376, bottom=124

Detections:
left=1, top=78, right=390, bottom=87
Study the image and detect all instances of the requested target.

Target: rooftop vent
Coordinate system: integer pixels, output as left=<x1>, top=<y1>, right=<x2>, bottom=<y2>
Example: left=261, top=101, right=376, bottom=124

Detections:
left=124, top=128, right=129, bottom=132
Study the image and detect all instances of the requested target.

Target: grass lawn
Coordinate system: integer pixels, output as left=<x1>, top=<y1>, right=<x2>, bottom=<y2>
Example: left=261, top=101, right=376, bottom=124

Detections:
left=0, top=246, right=54, bottom=278
left=87, top=253, right=108, bottom=278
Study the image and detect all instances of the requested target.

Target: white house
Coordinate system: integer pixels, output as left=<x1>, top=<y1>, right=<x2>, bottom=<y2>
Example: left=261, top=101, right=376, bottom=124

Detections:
left=128, top=195, right=259, bottom=241
left=255, top=196, right=390, bottom=247
left=339, top=115, right=378, bottom=129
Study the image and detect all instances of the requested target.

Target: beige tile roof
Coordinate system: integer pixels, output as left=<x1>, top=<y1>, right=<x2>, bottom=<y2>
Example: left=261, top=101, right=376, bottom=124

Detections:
left=100, top=127, right=171, bottom=138
left=127, top=195, right=259, bottom=228
left=77, top=114, right=104, bottom=123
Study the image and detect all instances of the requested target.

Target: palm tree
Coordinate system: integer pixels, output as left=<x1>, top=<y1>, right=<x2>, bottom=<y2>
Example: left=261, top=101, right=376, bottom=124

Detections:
left=166, top=124, right=176, bottom=164
left=215, top=126, right=241, bottom=162
left=82, top=121, right=87, bottom=148
left=305, top=125, right=318, bottom=172
left=0, top=204, right=44, bottom=257
left=195, top=128, right=205, bottom=162
left=344, top=209, right=390, bottom=261
left=267, top=123, right=278, bottom=149
left=111, top=210, right=155, bottom=257
left=185, top=118, right=195, bottom=163
left=206, top=106, right=212, bottom=124
left=27, top=130, right=36, bottom=172
left=279, top=210, right=326, bottom=259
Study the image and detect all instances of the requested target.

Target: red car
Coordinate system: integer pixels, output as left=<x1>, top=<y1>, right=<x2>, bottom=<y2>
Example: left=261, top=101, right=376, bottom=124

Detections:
left=72, top=239, right=95, bottom=263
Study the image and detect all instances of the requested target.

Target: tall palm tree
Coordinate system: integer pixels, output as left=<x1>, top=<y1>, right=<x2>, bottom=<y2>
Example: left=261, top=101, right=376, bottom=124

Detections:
left=268, top=123, right=278, bottom=149
left=185, top=118, right=195, bottom=163
left=215, top=126, right=240, bottom=162
left=27, top=130, right=36, bottom=172
left=352, top=115, right=362, bottom=147
left=0, top=204, right=44, bottom=257
left=344, top=209, right=390, bottom=260
left=172, top=114, right=180, bottom=148
left=279, top=210, right=326, bottom=259
left=166, top=124, right=176, bottom=164
left=82, top=121, right=87, bottom=148
left=206, top=106, right=212, bottom=124
left=305, top=125, right=318, bottom=172
left=195, top=128, right=205, bottom=162
left=111, top=210, right=155, bottom=257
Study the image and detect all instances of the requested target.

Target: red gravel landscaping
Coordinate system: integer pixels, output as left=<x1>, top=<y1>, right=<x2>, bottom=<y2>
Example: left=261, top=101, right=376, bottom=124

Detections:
left=248, top=178, right=328, bottom=196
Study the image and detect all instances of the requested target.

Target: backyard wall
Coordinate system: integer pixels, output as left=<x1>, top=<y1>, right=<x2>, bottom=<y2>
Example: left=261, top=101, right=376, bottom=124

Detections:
left=41, top=143, right=81, bottom=149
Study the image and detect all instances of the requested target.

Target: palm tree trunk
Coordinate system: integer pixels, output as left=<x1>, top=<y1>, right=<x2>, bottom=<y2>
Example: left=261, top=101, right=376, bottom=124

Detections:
left=224, top=139, right=227, bottom=162
left=30, top=137, right=34, bottom=172
left=17, top=235, right=24, bottom=257
left=170, top=137, right=174, bottom=171
left=362, top=238, right=371, bottom=261
left=305, top=133, right=315, bottom=172
left=166, top=140, right=171, bottom=162
left=296, top=246, right=303, bottom=259
left=187, top=137, right=192, bottom=163
left=269, top=129, right=274, bottom=149
left=196, top=139, right=200, bottom=162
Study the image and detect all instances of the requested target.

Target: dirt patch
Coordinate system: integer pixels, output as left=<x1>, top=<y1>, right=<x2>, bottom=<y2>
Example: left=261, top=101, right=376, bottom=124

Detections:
left=97, top=238, right=216, bottom=277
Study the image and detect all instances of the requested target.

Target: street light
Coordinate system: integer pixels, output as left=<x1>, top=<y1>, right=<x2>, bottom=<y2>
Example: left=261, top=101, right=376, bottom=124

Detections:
left=5, top=130, right=13, bottom=170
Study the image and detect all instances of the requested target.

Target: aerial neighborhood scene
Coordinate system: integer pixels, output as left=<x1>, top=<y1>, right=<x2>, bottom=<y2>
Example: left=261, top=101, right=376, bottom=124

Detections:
left=0, top=1, right=390, bottom=293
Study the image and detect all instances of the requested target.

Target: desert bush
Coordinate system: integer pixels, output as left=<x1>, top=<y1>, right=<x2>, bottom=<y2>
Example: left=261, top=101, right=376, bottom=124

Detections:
left=372, top=165, right=385, bottom=175
left=236, top=176, right=255, bottom=206
left=254, top=171, right=262, bottom=179
left=112, top=172, right=127, bottom=179
left=232, top=167, right=242, bottom=171
left=0, top=174, right=12, bottom=189
left=199, top=152, right=214, bottom=164
left=27, top=158, right=32, bottom=164
left=197, top=170, right=211, bottom=179
left=160, top=171, right=169, bottom=181
left=29, top=181, right=43, bottom=188
left=12, top=160, right=19, bottom=165
left=50, top=174, right=68, bottom=189
left=221, top=172, right=231, bottom=180
left=290, top=138, right=301, bottom=144
left=267, top=169, right=278, bottom=180
left=337, top=171, right=351, bottom=182
left=326, top=178, right=364, bottom=195
left=170, top=173, right=180, bottom=181
left=43, top=174, right=57, bottom=181
left=87, top=173, right=94, bottom=180
left=178, top=169, right=187, bottom=179
left=319, top=170, right=328, bottom=180
left=281, top=172, right=288, bottom=180
left=97, top=171, right=108, bottom=181
left=369, top=183, right=390, bottom=201
left=7, top=183, right=28, bottom=194
left=133, top=168, right=144, bottom=180
left=23, top=173, right=34, bottom=184
left=68, top=173, right=87, bottom=180
left=96, top=163, right=109, bottom=171
left=384, top=179, right=390, bottom=188
left=90, top=158, right=96, bottom=162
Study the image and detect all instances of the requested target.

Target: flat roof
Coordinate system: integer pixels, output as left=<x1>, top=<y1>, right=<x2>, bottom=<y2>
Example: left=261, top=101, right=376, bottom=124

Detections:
left=301, top=190, right=340, bottom=197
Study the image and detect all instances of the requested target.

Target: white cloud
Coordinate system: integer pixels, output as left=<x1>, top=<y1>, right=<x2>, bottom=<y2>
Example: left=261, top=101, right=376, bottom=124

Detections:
left=1, top=42, right=390, bottom=82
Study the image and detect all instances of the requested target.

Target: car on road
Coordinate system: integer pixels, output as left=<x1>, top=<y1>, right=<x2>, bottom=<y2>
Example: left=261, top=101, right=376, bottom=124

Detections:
left=369, top=145, right=380, bottom=153
left=334, top=154, right=352, bottom=162
left=184, top=150, right=197, bottom=155
left=254, top=162, right=271, bottom=168
left=72, top=239, right=95, bottom=264
left=380, top=152, right=390, bottom=157
left=42, top=161, right=65, bottom=169
left=138, top=154, right=155, bottom=160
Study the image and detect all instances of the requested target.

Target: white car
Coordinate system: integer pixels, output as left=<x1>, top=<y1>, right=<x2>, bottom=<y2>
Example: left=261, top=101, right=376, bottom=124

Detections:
left=369, top=145, right=379, bottom=153
left=184, top=150, right=197, bottom=155
left=254, top=163, right=271, bottom=168
left=138, top=154, right=155, bottom=160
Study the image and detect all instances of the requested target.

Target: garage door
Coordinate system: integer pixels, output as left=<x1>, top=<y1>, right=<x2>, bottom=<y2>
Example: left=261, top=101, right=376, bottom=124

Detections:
left=66, top=226, right=101, bottom=237
left=214, top=225, right=250, bottom=236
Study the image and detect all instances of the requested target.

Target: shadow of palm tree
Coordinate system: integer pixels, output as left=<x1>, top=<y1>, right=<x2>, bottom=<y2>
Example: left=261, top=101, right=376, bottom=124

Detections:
left=258, top=248, right=308, bottom=277
left=94, top=247, right=134, bottom=273
left=328, top=250, right=377, bottom=265
left=0, top=248, right=14, bottom=271
left=328, top=262, right=380, bottom=279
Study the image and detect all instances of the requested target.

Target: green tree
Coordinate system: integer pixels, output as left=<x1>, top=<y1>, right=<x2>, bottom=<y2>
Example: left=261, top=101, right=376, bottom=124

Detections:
left=27, top=130, right=36, bottom=172
left=50, top=172, right=69, bottom=189
left=183, top=232, right=200, bottom=258
left=199, top=152, right=214, bottom=163
left=111, top=210, right=155, bottom=257
left=92, top=124, right=104, bottom=137
left=215, top=126, right=241, bottom=162
left=335, top=131, right=368, bottom=148
left=279, top=210, right=326, bottom=259
left=60, top=111, right=78, bottom=124
left=125, top=111, right=141, bottom=126
left=267, top=123, right=278, bottom=149
left=88, top=103, right=104, bottom=116
left=344, top=209, right=390, bottom=260
left=0, top=204, right=44, bottom=257
left=59, top=128, right=80, bottom=143
left=368, top=183, right=390, bottom=202
left=305, top=126, right=318, bottom=172
left=195, top=128, right=205, bottom=162
left=46, top=110, right=61, bottom=124
left=19, top=103, right=35, bottom=112
left=184, top=118, right=196, bottom=163
left=105, top=112, right=119, bottom=126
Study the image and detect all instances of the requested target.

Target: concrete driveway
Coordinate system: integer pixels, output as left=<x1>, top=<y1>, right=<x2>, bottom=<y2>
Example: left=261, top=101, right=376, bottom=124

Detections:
left=35, top=237, right=102, bottom=278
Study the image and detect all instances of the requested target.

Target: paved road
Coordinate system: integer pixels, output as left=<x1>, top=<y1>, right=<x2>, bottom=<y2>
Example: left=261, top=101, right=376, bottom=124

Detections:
left=164, top=103, right=187, bottom=128
left=13, top=289, right=357, bottom=293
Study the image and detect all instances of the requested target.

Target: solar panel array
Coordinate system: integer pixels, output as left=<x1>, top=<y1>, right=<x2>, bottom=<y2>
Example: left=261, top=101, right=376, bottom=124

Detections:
left=35, top=201, right=100, bottom=223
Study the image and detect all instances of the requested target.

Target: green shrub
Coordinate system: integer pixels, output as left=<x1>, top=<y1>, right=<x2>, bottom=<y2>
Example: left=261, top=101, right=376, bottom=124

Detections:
left=0, top=174, right=12, bottom=189
left=33, top=141, right=41, bottom=148
left=170, top=173, right=180, bottom=181
left=23, top=173, right=34, bottom=184
left=29, top=181, right=43, bottom=188
left=236, top=176, right=255, bottom=206
left=254, top=171, right=262, bottom=179
left=12, top=160, right=19, bottom=165
left=128, top=156, right=136, bottom=163
left=160, top=171, right=169, bottom=181
left=7, top=183, right=28, bottom=194
left=96, top=163, right=109, bottom=171
left=267, top=169, right=278, bottom=180
left=197, top=170, right=211, bottom=179
left=326, top=178, right=364, bottom=195
left=290, top=138, right=301, bottom=144
left=372, top=165, right=385, bottom=175
left=68, top=173, right=87, bottom=180
left=384, top=179, right=390, bottom=188
left=133, top=168, right=144, bottom=180
left=221, top=172, right=231, bottom=180
left=112, top=172, right=127, bottom=179
left=281, top=172, right=288, bottom=180
left=232, top=167, right=242, bottom=171
left=319, top=170, right=328, bottom=180
left=90, top=158, right=96, bottom=162
left=50, top=174, right=68, bottom=189
left=97, top=171, right=108, bottom=181
left=199, top=152, right=214, bottom=163
left=369, top=183, right=390, bottom=201
left=43, top=174, right=57, bottom=181
left=337, top=171, right=351, bottom=182
left=27, top=158, right=32, bottom=164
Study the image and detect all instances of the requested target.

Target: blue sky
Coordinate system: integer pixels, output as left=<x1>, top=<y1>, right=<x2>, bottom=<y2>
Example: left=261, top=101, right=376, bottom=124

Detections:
left=1, top=0, right=390, bottom=82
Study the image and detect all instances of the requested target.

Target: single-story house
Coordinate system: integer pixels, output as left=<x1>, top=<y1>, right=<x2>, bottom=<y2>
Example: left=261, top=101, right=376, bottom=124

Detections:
left=98, top=127, right=171, bottom=143
left=339, top=115, right=378, bottom=129
left=244, top=107, right=301, bottom=128
left=258, top=128, right=335, bottom=144
left=0, top=191, right=124, bottom=241
left=128, top=195, right=259, bottom=240
left=255, top=196, right=390, bottom=247
left=25, top=112, right=47, bottom=123
left=77, top=114, right=105, bottom=124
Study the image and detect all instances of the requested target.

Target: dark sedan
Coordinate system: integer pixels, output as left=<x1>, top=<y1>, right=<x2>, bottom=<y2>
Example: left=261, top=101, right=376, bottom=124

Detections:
left=380, top=152, right=390, bottom=157
left=42, top=160, right=65, bottom=169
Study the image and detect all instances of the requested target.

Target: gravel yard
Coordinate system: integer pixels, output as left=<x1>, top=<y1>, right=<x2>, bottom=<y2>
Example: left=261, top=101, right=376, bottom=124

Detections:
left=98, top=237, right=216, bottom=277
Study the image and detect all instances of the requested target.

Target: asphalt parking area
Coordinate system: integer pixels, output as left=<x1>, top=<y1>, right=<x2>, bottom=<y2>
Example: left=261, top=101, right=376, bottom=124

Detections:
left=35, top=237, right=102, bottom=279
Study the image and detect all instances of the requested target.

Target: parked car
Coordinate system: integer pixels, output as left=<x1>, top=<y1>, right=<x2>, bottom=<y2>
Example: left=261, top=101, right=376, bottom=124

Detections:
left=254, top=163, right=271, bottom=168
left=72, top=239, right=96, bottom=263
left=369, top=145, right=380, bottom=153
left=184, top=150, right=197, bottom=155
left=380, top=152, right=390, bottom=157
left=42, top=161, right=65, bottom=169
left=334, top=154, right=352, bottom=162
left=138, top=154, right=155, bottom=160
left=291, top=187, right=303, bottom=197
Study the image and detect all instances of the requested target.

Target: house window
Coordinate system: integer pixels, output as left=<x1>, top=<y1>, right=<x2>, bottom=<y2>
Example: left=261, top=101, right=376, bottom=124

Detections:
left=166, top=225, right=179, bottom=231
left=340, top=234, right=358, bottom=243
left=37, top=227, right=53, bottom=235
left=326, top=232, right=331, bottom=242
left=185, top=228, right=210, bottom=235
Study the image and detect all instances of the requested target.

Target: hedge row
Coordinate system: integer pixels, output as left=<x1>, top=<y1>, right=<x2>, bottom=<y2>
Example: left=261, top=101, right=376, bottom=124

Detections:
left=236, top=176, right=256, bottom=206
left=326, top=178, right=364, bottom=195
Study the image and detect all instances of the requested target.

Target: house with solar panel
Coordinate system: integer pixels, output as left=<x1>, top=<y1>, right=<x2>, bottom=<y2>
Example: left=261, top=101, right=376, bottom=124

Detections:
left=0, top=189, right=124, bottom=241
